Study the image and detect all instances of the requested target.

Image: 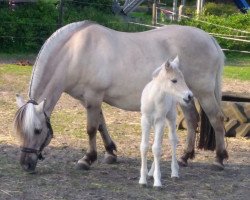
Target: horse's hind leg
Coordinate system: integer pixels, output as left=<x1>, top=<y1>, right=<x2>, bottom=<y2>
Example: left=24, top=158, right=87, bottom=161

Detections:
left=98, top=110, right=117, bottom=164
left=76, top=102, right=101, bottom=170
left=198, top=92, right=228, bottom=169
left=179, top=100, right=199, bottom=167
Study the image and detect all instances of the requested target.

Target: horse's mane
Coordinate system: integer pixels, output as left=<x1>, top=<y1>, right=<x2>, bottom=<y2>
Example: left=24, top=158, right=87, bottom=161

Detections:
left=29, top=20, right=95, bottom=98
left=14, top=103, right=40, bottom=140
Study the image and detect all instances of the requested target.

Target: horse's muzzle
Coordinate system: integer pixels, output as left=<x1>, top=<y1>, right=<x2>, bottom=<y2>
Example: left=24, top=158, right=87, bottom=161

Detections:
left=20, top=152, right=38, bottom=173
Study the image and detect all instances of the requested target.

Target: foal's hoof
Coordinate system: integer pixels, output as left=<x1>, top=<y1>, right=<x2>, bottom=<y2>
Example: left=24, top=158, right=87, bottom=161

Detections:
left=153, top=185, right=163, bottom=190
left=171, top=176, right=179, bottom=181
left=103, top=153, right=117, bottom=164
left=139, top=183, right=148, bottom=188
left=178, top=158, right=188, bottom=167
left=76, top=159, right=90, bottom=170
left=212, top=161, right=225, bottom=171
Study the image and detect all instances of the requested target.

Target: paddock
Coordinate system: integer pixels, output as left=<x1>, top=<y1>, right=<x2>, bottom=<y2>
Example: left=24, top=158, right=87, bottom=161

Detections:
left=0, top=62, right=249, bottom=199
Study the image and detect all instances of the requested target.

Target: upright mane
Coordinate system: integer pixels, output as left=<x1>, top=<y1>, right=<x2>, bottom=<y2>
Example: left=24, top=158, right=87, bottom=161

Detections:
left=29, top=20, right=95, bottom=98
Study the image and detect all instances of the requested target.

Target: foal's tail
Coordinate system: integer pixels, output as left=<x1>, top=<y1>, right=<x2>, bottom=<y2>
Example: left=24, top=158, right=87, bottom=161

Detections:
left=198, top=37, right=225, bottom=151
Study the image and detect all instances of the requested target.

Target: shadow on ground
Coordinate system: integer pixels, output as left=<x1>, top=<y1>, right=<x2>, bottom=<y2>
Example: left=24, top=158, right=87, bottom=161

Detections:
left=0, top=144, right=249, bottom=200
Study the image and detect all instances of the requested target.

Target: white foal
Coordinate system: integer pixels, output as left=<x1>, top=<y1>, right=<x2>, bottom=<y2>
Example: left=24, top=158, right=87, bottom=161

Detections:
left=139, top=56, right=193, bottom=187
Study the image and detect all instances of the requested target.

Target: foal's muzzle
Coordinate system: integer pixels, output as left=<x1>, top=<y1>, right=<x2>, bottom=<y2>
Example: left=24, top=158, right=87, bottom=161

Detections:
left=183, top=93, right=193, bottom=104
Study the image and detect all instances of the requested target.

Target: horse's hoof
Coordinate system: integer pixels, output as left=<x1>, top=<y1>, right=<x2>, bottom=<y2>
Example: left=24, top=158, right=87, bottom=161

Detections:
left=212, top=161, right=225, bottom=171
left=178, top=159, right=188, bottom=167
left=103, top=153, right=117, bottom=164
left=76, top=160, right=90, bottom=170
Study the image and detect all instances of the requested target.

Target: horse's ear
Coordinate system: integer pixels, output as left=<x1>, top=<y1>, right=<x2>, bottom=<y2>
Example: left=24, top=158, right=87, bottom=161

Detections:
left=171, top=55, right=179, bottom=68
left=16, top=94, right=25, bottom=108
left=165, top=60, right=171, bottom=70
left=35, top=98, right=46, bottom=113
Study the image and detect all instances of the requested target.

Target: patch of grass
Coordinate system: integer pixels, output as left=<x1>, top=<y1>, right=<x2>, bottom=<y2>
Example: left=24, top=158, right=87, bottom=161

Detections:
left=0, top=64, right=31, bottom=93
left=0, top=64, right=32, bottom=76
left=223, top=66, right=250, bottom=80
left=225, top=53, right=250, bottom=67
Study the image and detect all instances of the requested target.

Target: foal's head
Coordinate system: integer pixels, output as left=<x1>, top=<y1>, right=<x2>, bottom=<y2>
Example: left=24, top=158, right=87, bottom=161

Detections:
left=14, top=95, right=53, bottom=173
left=153, top=56, right=193, bottom=105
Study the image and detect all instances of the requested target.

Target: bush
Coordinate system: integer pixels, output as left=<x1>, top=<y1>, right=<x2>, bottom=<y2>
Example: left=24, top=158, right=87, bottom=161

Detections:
left=0, top=1, right=58, bottom=53
left=179, top=10, right=250, bottom=51
left=204, top=3, right=239, bottom=16
left=0, top=0, right=150, bottom=53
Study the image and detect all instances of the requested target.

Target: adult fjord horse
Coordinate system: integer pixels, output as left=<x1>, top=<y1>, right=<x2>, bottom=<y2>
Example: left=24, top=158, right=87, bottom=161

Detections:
left=14, top=21, right=228, bottom=173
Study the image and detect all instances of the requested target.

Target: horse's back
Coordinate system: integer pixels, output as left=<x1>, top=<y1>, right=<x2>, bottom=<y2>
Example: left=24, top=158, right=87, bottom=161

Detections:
left=42, top=22, right=224, bottom=111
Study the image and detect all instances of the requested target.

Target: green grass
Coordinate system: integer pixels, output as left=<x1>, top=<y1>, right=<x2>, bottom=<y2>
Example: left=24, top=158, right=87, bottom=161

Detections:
left=223, top=66, right=250, bottom=80
left=0, top=64, right=32, bottom=75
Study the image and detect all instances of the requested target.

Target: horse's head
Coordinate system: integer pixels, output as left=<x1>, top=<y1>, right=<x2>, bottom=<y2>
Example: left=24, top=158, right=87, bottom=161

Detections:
left=14, top=94, right=53, bottom=173
left=154, top=56, right=193, bottom=105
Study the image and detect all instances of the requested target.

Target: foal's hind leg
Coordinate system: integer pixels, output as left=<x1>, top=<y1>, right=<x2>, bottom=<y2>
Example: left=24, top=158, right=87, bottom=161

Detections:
left=179, top=100, right=199, bottom=167
left=76, top=102, right=101, bottom=170
left=98, top=111, right=117, bottom=164
left=139, top=115, right=151, bottom=186
left=198, top=93, right=228, bottom=169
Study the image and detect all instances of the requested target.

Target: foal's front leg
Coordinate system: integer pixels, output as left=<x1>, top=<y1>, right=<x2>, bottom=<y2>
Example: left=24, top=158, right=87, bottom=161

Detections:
left=166, top=109, right=179, bottom=178
left=76, top=104, right=101, bottom=170
left=152, top=118, right=165, bottom=187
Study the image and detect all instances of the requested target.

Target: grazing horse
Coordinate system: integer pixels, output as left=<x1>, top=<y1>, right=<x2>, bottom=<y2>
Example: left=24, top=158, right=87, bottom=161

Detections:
left=14, top=21, right=228, bottom=173
left=139, top=56, right=193, bottom=187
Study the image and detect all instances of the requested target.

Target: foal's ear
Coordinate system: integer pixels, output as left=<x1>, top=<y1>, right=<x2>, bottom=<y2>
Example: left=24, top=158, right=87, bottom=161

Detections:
left=171, top=55, right=179, bottom=68
left=165, top=60, right=171, bottom=70
left=16, top=94, right=25, bottom=108
left=152, top=66, right=162, bottom=78
left=35, top=98, right=46, bottom=113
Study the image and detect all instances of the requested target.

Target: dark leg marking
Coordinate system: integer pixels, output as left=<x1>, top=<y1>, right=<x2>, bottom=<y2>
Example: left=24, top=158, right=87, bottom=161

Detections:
left=213, top=149, right=229, bottom=170
left=178, top=150, right=195, bottom=167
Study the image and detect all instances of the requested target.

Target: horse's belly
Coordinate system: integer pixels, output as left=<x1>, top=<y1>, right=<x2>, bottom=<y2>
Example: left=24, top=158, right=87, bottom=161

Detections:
left=103, top=92, right=141, bottom=112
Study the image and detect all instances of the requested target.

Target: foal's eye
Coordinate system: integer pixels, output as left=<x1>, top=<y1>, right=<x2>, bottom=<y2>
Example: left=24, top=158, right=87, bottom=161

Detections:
left=34, top=128, right=42, bottom=135
left=171, top=79, right=177, bottom=83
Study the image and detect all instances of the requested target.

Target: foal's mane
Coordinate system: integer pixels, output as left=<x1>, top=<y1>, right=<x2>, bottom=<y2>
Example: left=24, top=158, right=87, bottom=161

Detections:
left=29, top=20, right=95, bottom=98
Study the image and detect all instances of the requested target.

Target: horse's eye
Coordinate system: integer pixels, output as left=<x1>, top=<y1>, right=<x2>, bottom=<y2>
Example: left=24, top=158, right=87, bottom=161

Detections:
left=34, top=128, right=42, bottom=135
left=171, top=79, right=177, bottom=83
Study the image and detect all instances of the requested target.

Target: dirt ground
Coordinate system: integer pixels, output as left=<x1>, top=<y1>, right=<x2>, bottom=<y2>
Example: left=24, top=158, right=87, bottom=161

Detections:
left=0, top=63, right=250, bottom=200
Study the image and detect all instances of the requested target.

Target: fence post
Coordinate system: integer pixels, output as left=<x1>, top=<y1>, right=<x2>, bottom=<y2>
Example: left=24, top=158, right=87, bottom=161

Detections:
left=178, top=5, right=184, bottom=21
left=196, top=0, right=202, bottom=16
left=58, top=0, right=63, bottom=29
left=152, top=0, right=157, bottom=26
left=173, top=0, right=178, bottom=21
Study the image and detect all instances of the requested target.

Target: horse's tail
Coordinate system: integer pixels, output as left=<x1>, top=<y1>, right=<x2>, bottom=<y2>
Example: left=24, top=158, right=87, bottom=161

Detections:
left=198, top=37, right=225, bottom=151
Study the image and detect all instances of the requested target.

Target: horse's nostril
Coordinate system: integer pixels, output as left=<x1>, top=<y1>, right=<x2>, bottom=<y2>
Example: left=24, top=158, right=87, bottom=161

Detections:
left=188, top=94, right=193, bottom=100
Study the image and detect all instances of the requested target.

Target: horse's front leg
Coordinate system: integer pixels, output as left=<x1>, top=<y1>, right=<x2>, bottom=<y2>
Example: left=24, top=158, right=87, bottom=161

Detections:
left=76, top=103, right=101, bottom=170
left=98, top=110, right=117, bottom=164
left=179, top=100, right=199, bottom=167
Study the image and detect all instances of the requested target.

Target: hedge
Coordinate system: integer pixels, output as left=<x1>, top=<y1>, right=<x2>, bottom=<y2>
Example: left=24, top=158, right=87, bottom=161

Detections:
left=0, top=1, right=249, bottom=53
